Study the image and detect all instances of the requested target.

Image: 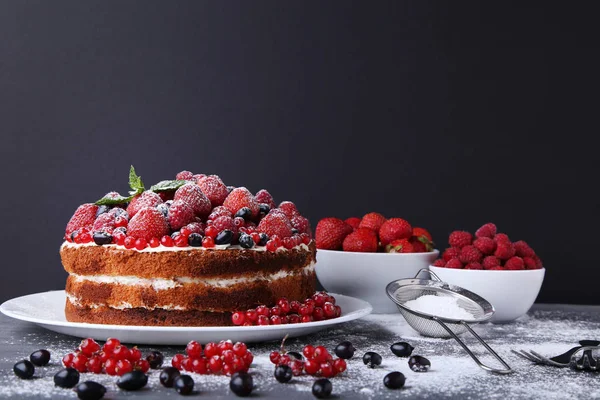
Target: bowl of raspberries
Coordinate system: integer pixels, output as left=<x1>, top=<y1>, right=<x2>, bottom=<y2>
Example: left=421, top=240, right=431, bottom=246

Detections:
left=429, top=223, right=545, bottom=322
left=313, top=213, right=439, bottom=313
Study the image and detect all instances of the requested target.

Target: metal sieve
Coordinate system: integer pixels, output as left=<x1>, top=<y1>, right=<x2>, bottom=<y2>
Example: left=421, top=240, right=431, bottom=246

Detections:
left=386, top=269, right=513, bottom=374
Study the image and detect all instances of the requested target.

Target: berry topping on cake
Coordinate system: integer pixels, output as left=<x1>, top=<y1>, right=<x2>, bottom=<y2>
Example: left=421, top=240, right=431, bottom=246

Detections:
left=257, top=210, right=294, bottom=239
left=358, top=212, right=386, bottom=232
left=66, top=204, right=99, bottom=236
left=167, top=200, right=196, bottom=231
left=291, top=215, right=311, bottom=237
left=92, top=213, right=116, bottom=233
left=315, top=218, right=353, bottom=250
left=255, top=189, right=276, bottom=209
left=127, top=191, right=163, bottom=218
left=342, top=228, right=378, bottom=252
left=278, top=201, right=299, bottom=219
left=176, top=170, right=194, bottom=180
left=197, top=175, right=229, bottom=207
left=223, top=187, right=259, bottom=219
left=379, top=218, right=412, bottom=246
left=174, top=183, right=212, bottom=218
left=127, top=207, right=170, bottom=242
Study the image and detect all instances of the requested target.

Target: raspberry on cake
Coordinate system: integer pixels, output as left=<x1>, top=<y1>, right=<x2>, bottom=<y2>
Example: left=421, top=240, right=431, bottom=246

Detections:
left=61, top=166, right=316, bottom=327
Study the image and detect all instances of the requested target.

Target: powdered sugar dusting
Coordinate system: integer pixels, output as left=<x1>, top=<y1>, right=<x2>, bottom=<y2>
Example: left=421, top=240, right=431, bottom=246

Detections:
left=404, top=294, right=475, bottom=320
left=1, top=306, right=600, bottom=398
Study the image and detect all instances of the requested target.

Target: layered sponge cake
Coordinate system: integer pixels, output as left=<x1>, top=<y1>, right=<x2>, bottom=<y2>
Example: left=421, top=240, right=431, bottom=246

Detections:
left=60, top=168, right=316, bottom=326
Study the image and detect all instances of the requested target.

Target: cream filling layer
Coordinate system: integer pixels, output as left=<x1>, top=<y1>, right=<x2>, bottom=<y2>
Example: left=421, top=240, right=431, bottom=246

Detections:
left=61, top=241, right=310, bottom=253
left=66, top=294, right=189, bottom=311
left=70, top=263, right=315, bottom=290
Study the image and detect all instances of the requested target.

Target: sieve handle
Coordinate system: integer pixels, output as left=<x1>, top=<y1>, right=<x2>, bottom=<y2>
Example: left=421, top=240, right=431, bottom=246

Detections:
left=433, top=318, right=513, bottom=374
left=414, top=268, right=443, bottom=282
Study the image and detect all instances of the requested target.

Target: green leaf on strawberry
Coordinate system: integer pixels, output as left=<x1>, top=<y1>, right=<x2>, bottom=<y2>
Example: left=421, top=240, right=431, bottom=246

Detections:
left=95, top=193, right=134, bottom=206
left=128, top=165, right=145, bottom=196
left=150, top=180, right=187, bottom=192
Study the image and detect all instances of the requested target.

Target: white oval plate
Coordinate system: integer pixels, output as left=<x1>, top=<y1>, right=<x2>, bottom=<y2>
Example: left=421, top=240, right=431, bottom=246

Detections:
left=0, top=291, right=372, bottom=345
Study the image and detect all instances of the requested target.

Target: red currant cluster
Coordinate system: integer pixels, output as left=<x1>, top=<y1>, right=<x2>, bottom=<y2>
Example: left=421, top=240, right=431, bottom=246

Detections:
left=264, top=233, right=311, bottom=252
left=62, top=338, right=150, bottom=376
left=270, top=345, right=347, bottom=378
left=231, top=292, right=341, bottom=326
left=171, top=340, right=254, bottom=376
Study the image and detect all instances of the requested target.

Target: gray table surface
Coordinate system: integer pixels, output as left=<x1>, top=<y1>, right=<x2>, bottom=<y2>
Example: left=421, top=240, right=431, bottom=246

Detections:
left=1, top=304, right=599, bottom=399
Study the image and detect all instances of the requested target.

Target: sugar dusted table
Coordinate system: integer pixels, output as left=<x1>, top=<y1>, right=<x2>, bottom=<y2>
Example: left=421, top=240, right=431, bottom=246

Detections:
left=1, top=304, right=599, bottom=399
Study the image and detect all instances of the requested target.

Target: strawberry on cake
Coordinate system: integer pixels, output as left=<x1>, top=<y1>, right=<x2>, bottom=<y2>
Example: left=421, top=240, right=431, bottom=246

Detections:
left=60, top=167, right=316, bottom=326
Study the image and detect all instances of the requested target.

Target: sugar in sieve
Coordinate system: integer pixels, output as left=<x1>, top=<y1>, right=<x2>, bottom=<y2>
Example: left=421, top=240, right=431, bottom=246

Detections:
left=386, top=269, right=513, bottom=374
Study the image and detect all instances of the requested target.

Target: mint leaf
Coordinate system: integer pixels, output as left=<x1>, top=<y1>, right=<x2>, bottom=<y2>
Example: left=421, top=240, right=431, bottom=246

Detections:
left=95, top=193, right=134, bottom=206
left=128, top=165, right=145, bottom=196
left=150, top=180, right=187, bottom=192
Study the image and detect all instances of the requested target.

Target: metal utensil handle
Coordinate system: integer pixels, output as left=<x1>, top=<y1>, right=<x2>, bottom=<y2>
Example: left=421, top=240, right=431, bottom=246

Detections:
left=433, top=318, right=513, bottom=374
left=413, top=268, right=443, bottom=282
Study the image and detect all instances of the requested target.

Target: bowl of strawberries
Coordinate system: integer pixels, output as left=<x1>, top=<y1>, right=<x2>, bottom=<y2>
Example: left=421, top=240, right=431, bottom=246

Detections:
left=314, top=213, right=439, bottom=313
left=429, top=223, right=545, bottom=323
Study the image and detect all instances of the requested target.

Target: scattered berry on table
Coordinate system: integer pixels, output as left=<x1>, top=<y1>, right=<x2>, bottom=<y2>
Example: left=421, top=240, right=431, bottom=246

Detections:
left=74, top=381, right=107, bottom=400
left=29, top=349, right=50, bottom=366
left=230, top=371, right=253, bottom=397
left=312, top=378, right=333, bottom=399
left=116, top=371, right=148, bottom=391
left=13, top=360, right=35, bottom=379
left=408, top=355, right=431, bottom=372
left=383, top=371, right=406, bottom=389
left=53, top=368, right=80, bottom=388
left=363, top=352, right=382, bottom=368
left=159, top=367, right=181, bottom=387
left=274, top=364, right=293, bottom=382
left=390, top=342, right=414, bottom=357
left=174, top=374, right=195, bottom=395
left=334, top=341, right=355, bottom=359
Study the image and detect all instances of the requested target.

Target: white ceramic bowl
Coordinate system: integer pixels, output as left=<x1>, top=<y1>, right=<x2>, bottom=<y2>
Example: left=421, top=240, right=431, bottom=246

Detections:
left=429, top=265, right=545, bottom=323
left=315, top=249, right=439, bottom=313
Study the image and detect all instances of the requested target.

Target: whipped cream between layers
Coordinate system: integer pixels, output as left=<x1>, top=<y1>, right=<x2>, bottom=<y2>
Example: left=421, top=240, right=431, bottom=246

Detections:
left=70, top=263, right=315, bottom=290
left=66, top=293, right=190, bottom=311
left=61, top=241, right=310, bottom=253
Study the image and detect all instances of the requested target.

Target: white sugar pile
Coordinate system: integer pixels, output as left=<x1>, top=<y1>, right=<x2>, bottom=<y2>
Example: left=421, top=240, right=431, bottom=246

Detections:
left=403, top=295, right=474, bottom=320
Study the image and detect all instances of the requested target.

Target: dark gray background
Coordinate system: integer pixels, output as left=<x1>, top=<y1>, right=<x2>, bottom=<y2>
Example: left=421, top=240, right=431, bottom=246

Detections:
left=1, top=1, right=598, bottom=305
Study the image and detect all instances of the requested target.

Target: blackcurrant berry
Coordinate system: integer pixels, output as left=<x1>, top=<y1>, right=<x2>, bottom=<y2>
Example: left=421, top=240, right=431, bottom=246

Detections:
left=92, top=232, right=113, bottom=246
left=188, top=233, right=203, bottom=247
left=215, top=229, right=234, bottom=245
left=383, top=371, right=406, bottom=389
left=117, top=371, right=148, bottom=391
left=390, top=342, right=414, bottom=357
left=239, top=234, right=255, bottom=249
left=334, top=341, right=355, bottom=359
left=146, top=351, right=164, bottom=369
left=408, top=355, right=431, bottom=372
left=13, top=360, right=34, bottom=379
left=53, top=367, right=80, bottom=388
left=157, top=204, right=169, bottom=218
left=159, top=367, right=180, bottom=388
left=174, top=374, right=194, bottom=395
left=274, top=365, right=293, bottom=383
left=312, top=378, right=333, bottom=398
left=30, top=349, right=51, bottom=366
left=258, top=233, right=269, bottom=246
left=235, top=207, right=252, bottom=220
left=287, top=351, right=303, bottom=360
left=259, top=204, right=270, bottom=215
left=95, top=205, right=110, bottom=217
left=230, top=372, right=253, bottom=397
left=363, top=352, right=382, bottom=368
left=74, top=381, right=106, bottom=400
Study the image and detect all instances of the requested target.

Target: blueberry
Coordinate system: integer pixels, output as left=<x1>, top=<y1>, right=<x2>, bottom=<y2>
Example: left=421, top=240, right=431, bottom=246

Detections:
left=287, top=351, right=303, bottom=360
left=334, top=341, right=355, bottom=359
left=408, top=355, right=431, bottom=372
left=215, top=229, right=233, bottom=245
left=239, top=234, right=255, bottom=249
left=383, top=371, right=406, bottom=389
left=53, top=367, right=80, bottom=388
left=274, top=365, right=293, bottom=383
left=363, top=352, right=382, bottom=368
left=13, top=360, right=34, bottom=379
left=146, top=351, right=164, bottom=369
left=291, top=228, right=299, bottom=234
left=259, top=204, right=270, bottom=215
left=70, top=230, right=79, bottom=242
left=230, top=372, right=253, bottom=397
left=174, top=374, right=194, bottom=395
left=74, top=381, right=106, bottom=400
left=390, top=342, right=414, bottom=357
left=30, top=349, right=51, bottom=366
left=95, top=205, right=110, bottom=217
left=235, top=207, right=252, bottom=220
left=117, top=371, right=148, bottom=391
left=159, top=367, right=180, bottom=388
left=92, top=232, right=113, bottom=246
left=188, top=233, right=203, bottom=247
left=171, top=231, right=181, bottom=240
left=312, top=378, right=333, bottom=398
left=157, top=204, right=169, bottom=218
left=113, top=226, right=127, bottom=235
left=258, top=233, right=269, bottom=246
left=111, top=207, right=127, bottom=217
